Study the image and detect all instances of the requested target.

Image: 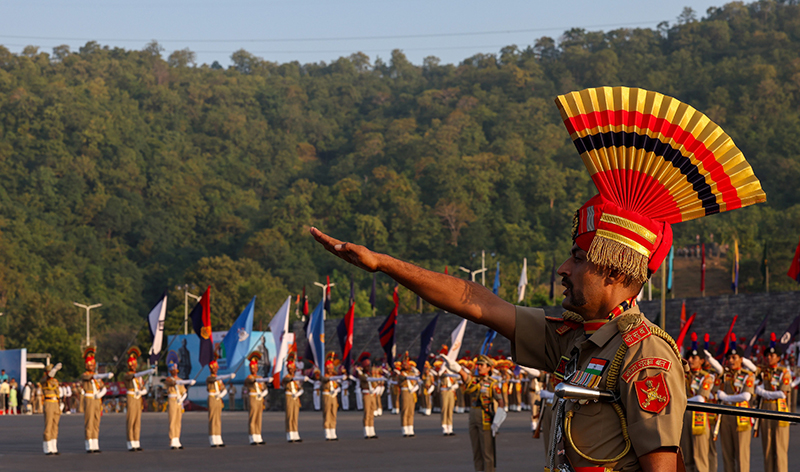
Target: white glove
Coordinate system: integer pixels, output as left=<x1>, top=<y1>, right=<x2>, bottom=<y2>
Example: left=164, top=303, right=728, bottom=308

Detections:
left=218, top=388, right=228, bottom=400
left=491, top=408, right=507, bottom=437
left=792, top=377, right=800, bottom=388
left=134, top=368, right=156, bottom=378
left=519, top=366, right=541, bottom=378
left=688, top=395, right=705, bottom=403
left=704, top=350, right=723, bottom=375
left=258, top=390, right=269, bottom=400
left=293, top=389, right=305, bottom=399
left=96, top=387, right=107, bottom=399
left=94, top=372, right=114, bottom=380
left=179, top=393, right=188, bottom=403
left=756, top=386, right=786, bottom=400
left=49, top=363, right=62, bottom=377
left=717, top=391, right=751, bottom=403
left=438, top=354, right=461, bottom=374
left=539, top=390, right=554, bottom=401
left=742, top=358, right=757, bottom=372
left=427, top=385, right=435, bottom=395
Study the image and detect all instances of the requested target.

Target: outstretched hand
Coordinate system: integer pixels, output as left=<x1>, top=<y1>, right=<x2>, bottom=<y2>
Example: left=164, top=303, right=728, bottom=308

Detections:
left=310, top=227, right=381, bottom=272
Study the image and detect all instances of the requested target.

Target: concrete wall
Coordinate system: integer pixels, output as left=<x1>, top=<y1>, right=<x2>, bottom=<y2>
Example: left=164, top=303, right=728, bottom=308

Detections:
left=291, top=291, right=800, bottom=363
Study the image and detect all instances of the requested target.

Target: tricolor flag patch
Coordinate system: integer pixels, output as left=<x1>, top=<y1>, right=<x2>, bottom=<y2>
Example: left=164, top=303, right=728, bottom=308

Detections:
left=586, top=358, right=608, bottom=376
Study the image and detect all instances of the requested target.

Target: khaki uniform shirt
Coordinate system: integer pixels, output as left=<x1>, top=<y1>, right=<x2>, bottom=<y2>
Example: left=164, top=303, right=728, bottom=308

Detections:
left=81, top=372, right=103, bottom=397
left=512, top=304, right=686, bottom=472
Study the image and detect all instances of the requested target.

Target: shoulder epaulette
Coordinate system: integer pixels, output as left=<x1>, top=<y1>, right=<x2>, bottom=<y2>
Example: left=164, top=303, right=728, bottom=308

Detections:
left=619, top=315, right=682, bottom=362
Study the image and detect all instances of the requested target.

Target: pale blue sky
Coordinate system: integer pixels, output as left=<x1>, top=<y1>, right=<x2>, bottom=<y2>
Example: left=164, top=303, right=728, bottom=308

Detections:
left=2, top=1, right=724, bottom=66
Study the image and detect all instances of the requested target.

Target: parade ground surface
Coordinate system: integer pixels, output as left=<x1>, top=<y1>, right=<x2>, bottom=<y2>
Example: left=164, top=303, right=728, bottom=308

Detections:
left=1, top=410, right=796, bottom=471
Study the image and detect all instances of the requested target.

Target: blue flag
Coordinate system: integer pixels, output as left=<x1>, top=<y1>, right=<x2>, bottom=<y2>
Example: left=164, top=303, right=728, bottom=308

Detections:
left=378, top=286, right=399, bottom=364
left=307, top=299, right=325, bottom=368
left=417, top=314, right=439, bottom=367
left=480, top=329, right=497, bottom=356
left=492, top=262, right=500, bottom=295
left=221, top=296, right=255, bottom=370
left=667, top=246, right=674, bottom=292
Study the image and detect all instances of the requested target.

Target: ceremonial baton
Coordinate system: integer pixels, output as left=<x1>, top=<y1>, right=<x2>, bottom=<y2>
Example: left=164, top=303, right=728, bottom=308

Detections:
left=555, top=383, right=800, bottom=424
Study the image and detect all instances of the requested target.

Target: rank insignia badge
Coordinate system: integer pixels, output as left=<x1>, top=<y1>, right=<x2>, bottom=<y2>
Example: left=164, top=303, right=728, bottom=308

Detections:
left=634, top=373, right=670, bottom=414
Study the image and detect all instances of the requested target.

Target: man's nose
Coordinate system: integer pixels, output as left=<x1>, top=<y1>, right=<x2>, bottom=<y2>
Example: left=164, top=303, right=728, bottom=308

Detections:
left=557, top=257, right=570, bottom=278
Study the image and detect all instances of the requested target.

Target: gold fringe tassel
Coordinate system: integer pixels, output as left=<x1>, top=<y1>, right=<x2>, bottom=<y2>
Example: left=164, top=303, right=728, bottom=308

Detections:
left=587, top=235, right=649, bottom=284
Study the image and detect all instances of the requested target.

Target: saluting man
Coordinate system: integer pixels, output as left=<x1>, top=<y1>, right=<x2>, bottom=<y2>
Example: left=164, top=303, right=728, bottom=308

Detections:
left=398, top=354, right=419, bottom=437
left=81, top=346, right=113, bottom=453
left=442, top=354, right=506, bottom=472
left=244, top=351, right=269, bottom=445
left=681, top=333, right=715, bottom=472
left=206, top=355, right=235, bottom=447
left=356, top=353, right=380, bottom=439
left=716, top=334, right=756, bottom=472
left=122, top=347, right=155, bottom=451
left=755, top=333, right=792, bottom=472
left=310, top=86, right=766, bottom=471
left=164, top=360, right=195, bottom=449
left=438, top=356, right=460, bottom=436
left=42, top=362, right=63, bottom=455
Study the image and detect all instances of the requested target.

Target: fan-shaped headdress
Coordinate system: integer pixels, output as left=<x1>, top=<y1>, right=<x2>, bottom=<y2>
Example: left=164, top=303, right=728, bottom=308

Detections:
left=703, top=333, right=710, bottom=351
left=557, top=87, right=767, bottom=282
left=248, top=351, right=262, bottom=367
left=727, top=333, right=739, bottom=357
left=84, top=346, right=96, bottom=367
left=127, top=346, right=141, bottom=365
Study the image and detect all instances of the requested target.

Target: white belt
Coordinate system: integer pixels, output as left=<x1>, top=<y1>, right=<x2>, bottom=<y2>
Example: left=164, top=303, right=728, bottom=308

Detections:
left=126, top=393, right=138, bottom=396
left=249, top=393, right=262, bottom=397
left=168, top=394, right=179, bottom=398
left=322, top=391, right=336, bottom=396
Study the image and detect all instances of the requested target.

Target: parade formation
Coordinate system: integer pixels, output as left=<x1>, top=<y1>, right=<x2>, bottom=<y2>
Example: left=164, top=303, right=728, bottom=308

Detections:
left=14, top=85, right=800, bottom=472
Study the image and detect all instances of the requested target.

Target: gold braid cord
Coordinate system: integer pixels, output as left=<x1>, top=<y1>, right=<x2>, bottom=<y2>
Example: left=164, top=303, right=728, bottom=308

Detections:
left=565, top=342, right=631, bottom=464
left=563, top=320, right=680, bottom=465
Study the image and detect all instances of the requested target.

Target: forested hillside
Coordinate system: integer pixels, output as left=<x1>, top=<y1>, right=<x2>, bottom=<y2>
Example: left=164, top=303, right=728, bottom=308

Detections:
left=1, top=1, right=799, bottom=376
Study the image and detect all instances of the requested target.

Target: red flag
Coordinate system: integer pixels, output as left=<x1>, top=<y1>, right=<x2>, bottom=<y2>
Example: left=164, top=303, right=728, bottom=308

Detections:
left=700, top=243, right=706, bottom=294
left=715, top=315, right=739, bottom=358
left=445, top=266, right=449, bottom=275
left=675, top=312, right=696, bottom=355
left=679, top=301, right=687, bottom=331
left=789, top=236, right=800, bottom=283
left=302, top=285, right=309, bottom=317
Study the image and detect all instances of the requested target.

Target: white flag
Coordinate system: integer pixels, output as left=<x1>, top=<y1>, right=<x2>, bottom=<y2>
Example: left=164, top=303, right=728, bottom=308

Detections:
left=446, top=319, right=467, bottom=362
left=269, top=297, right=292, bottom=381
left=147, top=292, right=168, bottom=359
left=517, top=258, right=528, bottom=303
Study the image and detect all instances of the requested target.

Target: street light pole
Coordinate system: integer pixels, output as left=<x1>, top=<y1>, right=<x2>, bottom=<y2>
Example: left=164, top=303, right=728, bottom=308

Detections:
left=73, top=302, right=102, bottom=346
left=313, top=280, right=335, bottom=320
left=184, top=288, right=201, bottom=335
left=481, top=250, right=486, bottom=286
left=459, top=266, right=488, bottom=283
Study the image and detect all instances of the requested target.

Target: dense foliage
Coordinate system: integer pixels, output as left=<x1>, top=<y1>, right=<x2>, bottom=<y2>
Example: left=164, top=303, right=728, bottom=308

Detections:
left=1, top=1, right=799, bottom=377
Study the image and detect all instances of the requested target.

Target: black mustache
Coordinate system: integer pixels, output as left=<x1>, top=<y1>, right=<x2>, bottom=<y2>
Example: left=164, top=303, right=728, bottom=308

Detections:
left=562, top=278, right=573, bottom=289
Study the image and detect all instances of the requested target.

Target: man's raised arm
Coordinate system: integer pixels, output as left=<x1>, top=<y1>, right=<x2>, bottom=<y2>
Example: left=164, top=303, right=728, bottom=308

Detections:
left=310, top=227, right=516, bottom=339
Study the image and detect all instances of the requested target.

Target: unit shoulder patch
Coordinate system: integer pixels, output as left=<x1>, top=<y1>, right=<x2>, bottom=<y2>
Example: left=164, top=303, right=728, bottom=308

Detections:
left=622, top=357, right=672, bottom=383
left=622, top=322, right=652, bottom=347
left=634, top=373, right=671, bottom=414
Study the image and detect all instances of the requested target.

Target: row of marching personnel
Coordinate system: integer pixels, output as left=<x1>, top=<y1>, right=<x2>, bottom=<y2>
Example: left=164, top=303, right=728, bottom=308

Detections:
left=530, top=332, right=800, bottom=472
left=39, top=343, right=540, bottom=462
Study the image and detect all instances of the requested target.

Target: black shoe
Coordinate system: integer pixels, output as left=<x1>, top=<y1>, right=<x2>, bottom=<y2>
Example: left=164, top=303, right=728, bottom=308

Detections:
left=250, top=442, right=258, bottom=446
left=219, top=444, right=226, bottom=448
left=257, top=441, right=265, bottom=445
left=54, top=452, right=60, bottom=455
left=179, top=446, right=184, bottom=450
left=295, top=439, right=303, bottom=443
left=171, top=447, right=178, bottom=450
left=136, top=448, right=143, bottom=451
left=371, top=435, right=379, bottom=439
left=326, top=438, right=333, bottom=441
left=87, top=451, right=93, bottom=454
left=46, top=453, right=54, bottom=456
left=211, top=445, right=218, bottom=448
left=402, top=434, right=409, bottom=438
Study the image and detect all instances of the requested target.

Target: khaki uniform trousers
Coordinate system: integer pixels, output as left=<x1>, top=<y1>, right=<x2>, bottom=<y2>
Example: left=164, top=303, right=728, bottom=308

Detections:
left=681, top=410, right=710, bottom=472
left=78, top=393, right=84, bottom=413
left=720, top=414, right=750, bottom=472
left=249, top=396, right=263, bottom=435
left=362, top=392, right=375, bottom=427
left=441, top=389, right=455, bottom=426
left=43, top=400, right=61, bottom=441
left=126, top=395, right=142, bottom=441
left=285, top=393, right=300, bottom=432
left=84, top=396, right=102, bottom=440
left=400, top=390, right=415, bottom=427
left=469, top=407, right=494, bottom=472
left=760, top=400, right=789, bottom=472
left=323, top=392, right=338, bottom=429
left=708, top=415, right=719, bottom=472
left=168, top=398, right=183, bottom=439
left=207, top=395, right=222, bottom=436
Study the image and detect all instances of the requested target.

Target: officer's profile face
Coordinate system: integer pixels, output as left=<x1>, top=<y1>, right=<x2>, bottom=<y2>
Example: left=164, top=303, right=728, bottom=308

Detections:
left=688, top=355, right=704, bottom=370
left=476, top=363, right=491, bottom=376
left=250, top=363, right=258, bottom=375
left=726, top=354, right=742, bottom=370
left=557, top=244, right=609, bottom=317
left=766, top=352, right=780, bottom=367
